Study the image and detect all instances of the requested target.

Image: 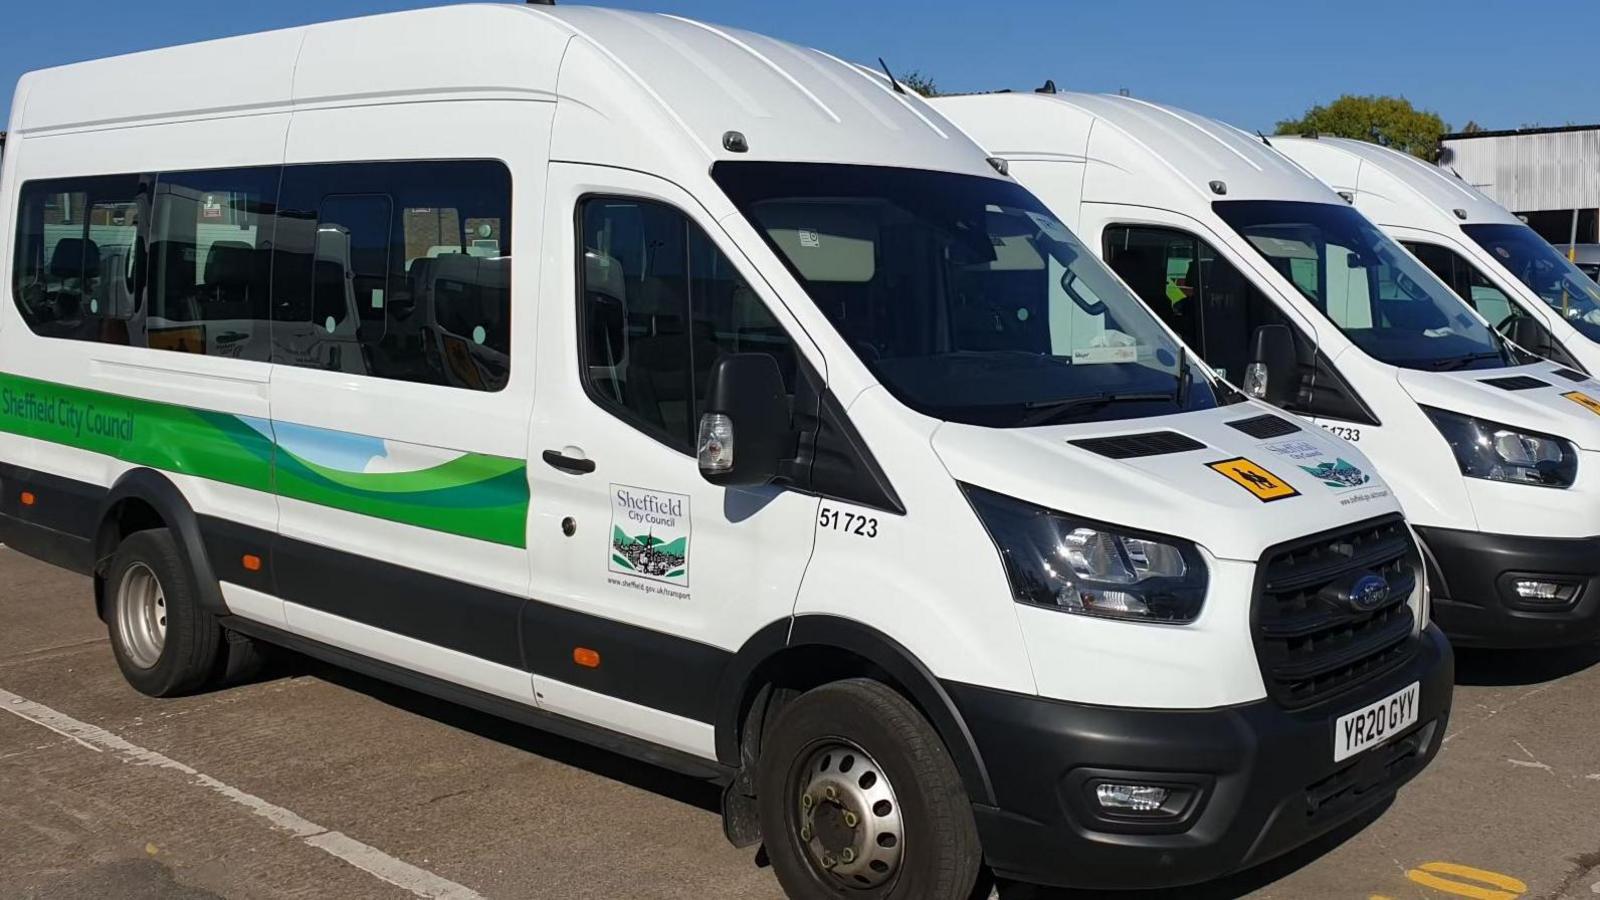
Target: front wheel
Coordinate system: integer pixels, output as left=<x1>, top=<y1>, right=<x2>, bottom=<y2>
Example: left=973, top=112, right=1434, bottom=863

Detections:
left=756, top=679, right=982, bottom=900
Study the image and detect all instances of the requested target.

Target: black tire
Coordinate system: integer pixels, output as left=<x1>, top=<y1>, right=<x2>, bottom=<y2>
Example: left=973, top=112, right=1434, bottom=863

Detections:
left=105, top=529, right=223, bottom=697
left=757, top=678, right=982, bottom=900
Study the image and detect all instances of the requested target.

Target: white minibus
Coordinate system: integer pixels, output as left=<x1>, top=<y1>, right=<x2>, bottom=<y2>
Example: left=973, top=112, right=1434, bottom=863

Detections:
left=1274, top=135, right=1600, bottom=378
left=0, top=7, right=1450, bottom=895
left=935, top=90, right=1600, bottom=650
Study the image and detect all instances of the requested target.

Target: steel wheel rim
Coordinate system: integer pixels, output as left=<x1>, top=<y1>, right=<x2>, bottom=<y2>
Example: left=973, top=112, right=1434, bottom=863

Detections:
left=115, top=562, right=167, bottom=669
left=794, top=739, right=905, bottom=890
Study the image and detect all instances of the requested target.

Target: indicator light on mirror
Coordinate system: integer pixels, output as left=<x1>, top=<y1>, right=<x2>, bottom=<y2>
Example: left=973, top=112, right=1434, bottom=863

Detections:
left=697, top=413, right=735, bottom=475
left=1094, top=783, right=1169, bottom=813
left=1243, top=362, right=1270, bottom=400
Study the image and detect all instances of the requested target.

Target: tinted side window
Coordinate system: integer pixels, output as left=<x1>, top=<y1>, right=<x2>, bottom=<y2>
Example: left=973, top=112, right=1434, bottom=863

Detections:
left=275, top=161, right=512, bottom=390
left=12, top=175, right=147, bottom=344
left=1104, top=225, right=1289, bottom=383
left=579, top=197, right=797, bottom=452
left=1403, top=241, right=1520, bottom=327
left=147, top=168, right=279, bottom=359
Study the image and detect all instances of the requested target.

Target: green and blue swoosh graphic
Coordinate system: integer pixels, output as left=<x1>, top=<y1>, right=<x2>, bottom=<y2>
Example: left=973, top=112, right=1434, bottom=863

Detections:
left=0, top=373, right=528, bottom=547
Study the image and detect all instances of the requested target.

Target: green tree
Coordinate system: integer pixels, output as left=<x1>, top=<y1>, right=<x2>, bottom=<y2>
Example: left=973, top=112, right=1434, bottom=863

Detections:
left=1275, top=94, right=1450, bottom=162
left=901, top=70, right=939, bottom=98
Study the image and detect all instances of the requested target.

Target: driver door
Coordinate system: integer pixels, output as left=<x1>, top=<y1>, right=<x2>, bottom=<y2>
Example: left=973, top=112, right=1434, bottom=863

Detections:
left=524, top=163, right=822, bottom=757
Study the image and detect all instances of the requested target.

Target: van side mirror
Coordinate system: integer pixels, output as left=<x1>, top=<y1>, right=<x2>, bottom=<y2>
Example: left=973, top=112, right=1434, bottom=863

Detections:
left=1504, top=315, right=1553, bottom=358
left=697, top=353, right=791, bottom=487
left=1245, top=324, right=1299, bottom=406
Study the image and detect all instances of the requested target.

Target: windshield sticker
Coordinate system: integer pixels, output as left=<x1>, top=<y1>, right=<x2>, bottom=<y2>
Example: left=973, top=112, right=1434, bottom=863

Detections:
left=1206, top=458, right=1300, bottom=503
left=1563, top=391, right=1600, bottom=416
left=1026, top=212, right=1074, bottom=244
left=1071, top=345, right=1139, bottom=365
left=798, top=228, right=821, bottom=249
left=1299, top=458, right=1373, bottom=490
left=609, top=485, right=691, bottom=588
left=1264, top=439, right=1325, bottom=461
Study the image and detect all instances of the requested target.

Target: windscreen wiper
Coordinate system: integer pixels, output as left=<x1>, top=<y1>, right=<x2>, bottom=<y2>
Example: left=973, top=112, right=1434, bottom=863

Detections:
left=1428, top=352, right=1505, bottom=372
left=1019, top=391, right=1175, bottom=428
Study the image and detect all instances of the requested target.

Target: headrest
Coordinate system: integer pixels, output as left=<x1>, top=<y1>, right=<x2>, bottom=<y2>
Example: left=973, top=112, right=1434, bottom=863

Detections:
left=50, top=238, right=101, bottom=279
left=204, top=241, right=258, bottom=288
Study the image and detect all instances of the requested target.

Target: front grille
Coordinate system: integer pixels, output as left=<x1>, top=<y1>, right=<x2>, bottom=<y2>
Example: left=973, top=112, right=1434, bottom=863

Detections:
left=1069, top=431, right=1206, bottom=459
left=1304, top=721, right=1433, bottom=818
left=1252, top=515, right=1420, bottom=709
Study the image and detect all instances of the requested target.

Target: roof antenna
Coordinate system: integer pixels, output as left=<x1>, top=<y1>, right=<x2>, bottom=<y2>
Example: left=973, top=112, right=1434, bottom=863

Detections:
left=877, top=58, right=907, bottom=95
left=1257, top=130, right=1273, bottom=147
left=1036, top=79, right=1058, bottom=95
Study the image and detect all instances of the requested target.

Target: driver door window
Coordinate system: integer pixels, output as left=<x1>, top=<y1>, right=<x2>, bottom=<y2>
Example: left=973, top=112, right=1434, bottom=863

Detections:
left=578, top=197, right=798, bottom=452
left=1402, top=241, right=1521, bottom=327
left=1103, top=225, right=1289, bottom=384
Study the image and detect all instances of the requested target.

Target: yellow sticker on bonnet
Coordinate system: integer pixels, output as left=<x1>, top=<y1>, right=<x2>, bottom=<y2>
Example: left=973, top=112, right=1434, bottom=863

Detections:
left=1207, top=457, right=1301, bottom=502
left=1563, top=391, right=1600, bottom=416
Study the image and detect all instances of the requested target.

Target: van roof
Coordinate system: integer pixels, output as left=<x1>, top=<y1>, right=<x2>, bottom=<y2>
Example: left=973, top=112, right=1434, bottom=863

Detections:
left=1270, top=135, right=1523, bottom=230
left=9, top=3, right=990, bottom=178
left=933, top=91, right=1337, bottom=205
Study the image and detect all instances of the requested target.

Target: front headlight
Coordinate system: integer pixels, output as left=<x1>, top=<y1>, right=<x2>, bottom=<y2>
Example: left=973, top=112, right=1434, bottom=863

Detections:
left=1423, top=408, right=1578, bottom=488
left=963, top=484, right=1209, bottom=624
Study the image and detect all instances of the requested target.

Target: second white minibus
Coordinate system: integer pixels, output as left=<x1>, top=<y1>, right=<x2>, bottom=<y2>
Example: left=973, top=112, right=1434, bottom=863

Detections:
left=935, top=90, right=1600, bottom=650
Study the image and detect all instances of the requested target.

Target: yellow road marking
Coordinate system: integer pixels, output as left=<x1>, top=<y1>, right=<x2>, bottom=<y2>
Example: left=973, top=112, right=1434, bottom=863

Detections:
left=1405, top=861, right=1526, bottom=899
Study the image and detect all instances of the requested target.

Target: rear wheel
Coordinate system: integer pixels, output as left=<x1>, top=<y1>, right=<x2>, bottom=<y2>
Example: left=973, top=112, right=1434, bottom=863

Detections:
left=757, top=678, right=982, bottom=900
left=106, top=529, right=223, bottom=697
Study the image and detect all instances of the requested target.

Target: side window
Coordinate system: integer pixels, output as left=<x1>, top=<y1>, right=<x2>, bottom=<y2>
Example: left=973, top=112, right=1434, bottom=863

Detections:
left=274, top=161, right=512, bottom=390
left=148, top=168, right=279, bottom=359
left=1102, top=227, right=1203, bottom=354
left=12, top=175, right=146, bottom=344
left=579, top=197, right=797, bottom=452
left=1403, top=241, right=1520, bottom=327
left=1104, top=225, right=1291, bottom=383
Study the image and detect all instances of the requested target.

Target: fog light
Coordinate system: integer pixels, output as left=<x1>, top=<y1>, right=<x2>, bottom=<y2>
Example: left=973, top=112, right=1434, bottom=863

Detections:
left=1515, top=580, right=1561, bottom=601
left=1094, top=783, right=1169, bottom=812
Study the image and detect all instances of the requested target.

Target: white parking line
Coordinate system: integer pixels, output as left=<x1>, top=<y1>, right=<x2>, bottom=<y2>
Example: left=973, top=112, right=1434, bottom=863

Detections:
left=0, top=687, right=484, bottom=900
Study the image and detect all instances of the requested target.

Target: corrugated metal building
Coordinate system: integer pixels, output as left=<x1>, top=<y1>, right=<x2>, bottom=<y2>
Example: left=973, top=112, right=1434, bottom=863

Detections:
left=1439, top=124, right=1600, bottom=243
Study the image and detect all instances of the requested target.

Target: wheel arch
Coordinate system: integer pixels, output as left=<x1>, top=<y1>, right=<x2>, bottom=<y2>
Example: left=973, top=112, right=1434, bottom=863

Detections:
left=94, top=468, right=226, bottom=617
left=716, top=615, right=995, bottom=807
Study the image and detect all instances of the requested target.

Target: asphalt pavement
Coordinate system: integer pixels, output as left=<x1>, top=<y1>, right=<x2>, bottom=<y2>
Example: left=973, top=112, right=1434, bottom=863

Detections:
left=2, top=546, right=1599, bottom=899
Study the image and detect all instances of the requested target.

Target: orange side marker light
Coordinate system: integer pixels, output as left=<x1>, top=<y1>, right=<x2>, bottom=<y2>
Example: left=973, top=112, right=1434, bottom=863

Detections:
left=242, top=554, right=262, bottom=572
left=573, top=647, right=601, bottom=669
left=19, top=492, right=35, bottom=507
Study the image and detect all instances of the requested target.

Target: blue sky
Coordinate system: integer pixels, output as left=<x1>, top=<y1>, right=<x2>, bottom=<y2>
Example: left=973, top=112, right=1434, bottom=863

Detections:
left=2, top=0, right=1593, bottom=134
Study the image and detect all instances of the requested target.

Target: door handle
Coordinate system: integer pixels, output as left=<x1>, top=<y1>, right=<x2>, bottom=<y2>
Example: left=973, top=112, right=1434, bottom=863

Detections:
left=542, top=449, right=596, bottom=475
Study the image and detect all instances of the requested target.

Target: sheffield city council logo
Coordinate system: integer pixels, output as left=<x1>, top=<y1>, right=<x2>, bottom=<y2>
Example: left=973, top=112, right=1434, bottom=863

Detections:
left=1300, top=458, right=1371, bottom=490
left=609, top=485, right=691, bottom=586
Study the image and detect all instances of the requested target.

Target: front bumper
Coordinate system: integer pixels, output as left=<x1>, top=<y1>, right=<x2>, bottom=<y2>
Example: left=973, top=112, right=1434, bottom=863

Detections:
left=1418, top=525, right=1600, bottom=648
left=947, top=626, right=1453, bottom=891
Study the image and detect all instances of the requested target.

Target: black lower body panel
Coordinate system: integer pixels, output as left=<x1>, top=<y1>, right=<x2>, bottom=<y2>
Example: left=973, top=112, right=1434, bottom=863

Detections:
left=947, top=626, right=1453, bottom=891
left=1417, top=525, right=1600, bottom=648
left=0, top=462, right=101, bottom=574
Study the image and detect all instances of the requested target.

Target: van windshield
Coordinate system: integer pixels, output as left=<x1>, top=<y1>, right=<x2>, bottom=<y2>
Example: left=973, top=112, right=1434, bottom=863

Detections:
left=1215, top=200, right=1513, bottom=371
left=712, top=163, right=1225, bottom=427
left=1463, top=224, right=1600, bottom=341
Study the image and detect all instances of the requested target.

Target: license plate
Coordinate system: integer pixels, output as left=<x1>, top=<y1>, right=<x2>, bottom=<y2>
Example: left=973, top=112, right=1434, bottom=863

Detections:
left=1334, top=682, right=1420, bottom=763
